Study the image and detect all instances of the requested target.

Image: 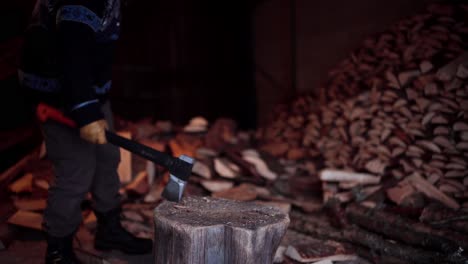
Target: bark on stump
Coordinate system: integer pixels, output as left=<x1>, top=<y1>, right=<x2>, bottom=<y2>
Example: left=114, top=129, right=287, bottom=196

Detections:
left=153, top=196, right=290, bottom=264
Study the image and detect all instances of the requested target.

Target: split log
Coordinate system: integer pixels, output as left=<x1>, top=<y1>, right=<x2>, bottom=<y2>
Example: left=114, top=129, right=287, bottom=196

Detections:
left=144, top=179, right=166, bottom=203
left=34, top=179, right=50, bottom=191
left=13, top=198, right=47, bottom=211
left=0, top=148, right=39, bottom=188
left=241, top=150, right=278, bottom=181
left=404, top=173, right=460, bottom=210
left=320, top=170, right=380, bottom=185
left=200, top=180, right=234, bottom=193
left=436, top=52, right=468, bottom=81
left=225, top=150, right=262, bottom=180
left=214, top=158, right=240, bottom=179
left=83, top=211, right=97, bottom=228
left=211, top=183, right=258, bottom=201
left=169, top=134, right=203, bottom=158
left=116, top=131, right=132, bottom=184
left=183, top=116, right=208, bottom=133
left=125, top=171, right=149, bottom=195
left=7, top=210, right=43, bottom=231
left=8, top=173, right=33, bottom=193
left=192, top=161, right=212, bottom=179
left=153, top=196, right=289, bottom=264
left=386, top=184, right=418, bottom=205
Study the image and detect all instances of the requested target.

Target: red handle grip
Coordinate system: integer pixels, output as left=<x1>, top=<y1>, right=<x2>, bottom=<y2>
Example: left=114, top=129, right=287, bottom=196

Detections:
left=37, top=103, right=77, bottom=128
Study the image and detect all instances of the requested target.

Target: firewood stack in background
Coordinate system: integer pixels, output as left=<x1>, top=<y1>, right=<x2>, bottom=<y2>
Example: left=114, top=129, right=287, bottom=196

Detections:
left=258, top=3, right=468, bottom=211
left=2, top=3, right=468, bottom=264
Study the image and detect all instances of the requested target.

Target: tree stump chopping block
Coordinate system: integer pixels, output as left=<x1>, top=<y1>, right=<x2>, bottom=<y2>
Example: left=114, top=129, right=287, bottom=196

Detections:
left=153, top=196, right=290, bottom=264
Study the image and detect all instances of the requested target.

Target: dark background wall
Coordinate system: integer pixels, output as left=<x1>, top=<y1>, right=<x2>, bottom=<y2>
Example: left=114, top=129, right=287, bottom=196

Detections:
left=254, top=0, right=442, bottom=126
left=0, top=0, right=450, bottom=130
left=112, top=0, right=257, bottom=129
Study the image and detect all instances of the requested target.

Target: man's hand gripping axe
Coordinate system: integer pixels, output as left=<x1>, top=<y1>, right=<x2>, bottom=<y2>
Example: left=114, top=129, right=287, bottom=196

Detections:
left=36, top=103, right=193, bottom=202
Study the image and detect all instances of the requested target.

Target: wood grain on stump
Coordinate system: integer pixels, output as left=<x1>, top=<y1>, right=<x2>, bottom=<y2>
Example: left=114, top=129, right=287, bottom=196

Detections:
left=153, top=196, right=289, bottom=264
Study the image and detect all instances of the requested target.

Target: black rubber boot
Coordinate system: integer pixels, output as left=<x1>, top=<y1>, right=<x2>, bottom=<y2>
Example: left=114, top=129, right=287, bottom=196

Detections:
left=45, top=233, right=81, bottom=264
left=94, top=208, right=152, bottom=254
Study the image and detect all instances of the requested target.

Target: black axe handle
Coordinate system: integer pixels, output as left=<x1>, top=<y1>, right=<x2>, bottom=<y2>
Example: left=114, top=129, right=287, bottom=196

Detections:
left=37, top=103, right=192, bottom=181
left=105, top=131, right=191, bottom=181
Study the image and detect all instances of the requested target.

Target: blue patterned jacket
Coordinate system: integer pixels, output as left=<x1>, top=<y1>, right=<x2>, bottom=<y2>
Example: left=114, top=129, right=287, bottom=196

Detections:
left=20, top=0, right=121, bottom=127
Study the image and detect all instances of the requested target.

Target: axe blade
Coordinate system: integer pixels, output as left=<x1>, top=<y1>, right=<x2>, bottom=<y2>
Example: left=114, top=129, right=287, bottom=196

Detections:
left=162, top=155, right=194, bottom=202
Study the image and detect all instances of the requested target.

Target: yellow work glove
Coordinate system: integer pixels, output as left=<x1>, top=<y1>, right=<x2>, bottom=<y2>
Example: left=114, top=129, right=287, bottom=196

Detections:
left=80, top=119, right=108, bottom=144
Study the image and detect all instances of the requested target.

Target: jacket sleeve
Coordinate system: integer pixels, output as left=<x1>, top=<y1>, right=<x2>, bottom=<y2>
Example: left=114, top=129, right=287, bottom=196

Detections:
left=55, top=2, right=104, bottom=127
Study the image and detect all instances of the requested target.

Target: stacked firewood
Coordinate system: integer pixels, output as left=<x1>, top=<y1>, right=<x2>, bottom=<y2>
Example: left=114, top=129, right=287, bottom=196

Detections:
left=259, top=3, right=468, bottom=211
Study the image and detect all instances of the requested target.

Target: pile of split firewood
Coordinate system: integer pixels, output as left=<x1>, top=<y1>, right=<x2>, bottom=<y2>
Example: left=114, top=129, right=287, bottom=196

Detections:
left=259, top=3, right=468, bottom=212
left=257, top=4, right=468, bottom=263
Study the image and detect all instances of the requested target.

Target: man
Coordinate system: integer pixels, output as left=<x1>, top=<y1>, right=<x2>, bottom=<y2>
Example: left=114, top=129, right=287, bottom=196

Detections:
left=19, top=0, right=152, bottom=263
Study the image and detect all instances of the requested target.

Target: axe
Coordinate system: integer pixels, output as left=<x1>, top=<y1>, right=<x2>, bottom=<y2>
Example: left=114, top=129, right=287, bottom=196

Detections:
left=36, top=103, right=193, bottom=202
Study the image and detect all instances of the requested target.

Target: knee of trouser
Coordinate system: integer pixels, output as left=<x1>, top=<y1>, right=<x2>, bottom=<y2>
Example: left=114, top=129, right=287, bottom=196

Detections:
left=52, top=161, right=96, bottom=194
left=97, top=144, right=120, bottom=168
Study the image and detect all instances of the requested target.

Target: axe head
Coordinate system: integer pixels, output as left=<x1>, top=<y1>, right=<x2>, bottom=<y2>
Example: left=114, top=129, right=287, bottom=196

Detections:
left=162, top=155, right=194, bottom=202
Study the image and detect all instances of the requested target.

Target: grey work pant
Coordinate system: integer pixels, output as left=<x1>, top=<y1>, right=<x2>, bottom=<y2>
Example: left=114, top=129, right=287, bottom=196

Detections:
left=42, top=102, right=121, bottom=237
